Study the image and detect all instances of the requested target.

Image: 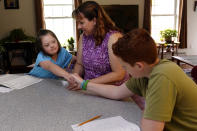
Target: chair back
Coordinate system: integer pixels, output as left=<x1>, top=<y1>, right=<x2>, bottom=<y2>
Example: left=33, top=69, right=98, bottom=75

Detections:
left=191, top=66, right=197, bottom=83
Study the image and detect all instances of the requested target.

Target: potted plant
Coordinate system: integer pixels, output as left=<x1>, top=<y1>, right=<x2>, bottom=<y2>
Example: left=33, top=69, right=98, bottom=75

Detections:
left=160, top=29, right=177, bottom=43
left=67, top=37, right=74, bottom=51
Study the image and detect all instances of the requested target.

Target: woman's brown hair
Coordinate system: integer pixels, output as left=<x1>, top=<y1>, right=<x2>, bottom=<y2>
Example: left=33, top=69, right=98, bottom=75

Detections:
left=72, top=1, right=120, bottom=46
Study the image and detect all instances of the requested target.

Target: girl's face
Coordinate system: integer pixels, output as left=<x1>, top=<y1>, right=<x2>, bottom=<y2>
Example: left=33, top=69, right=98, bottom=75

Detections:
left=77, top=13, right=96, bottom=36
left=41, top=34, right=59, bottom=56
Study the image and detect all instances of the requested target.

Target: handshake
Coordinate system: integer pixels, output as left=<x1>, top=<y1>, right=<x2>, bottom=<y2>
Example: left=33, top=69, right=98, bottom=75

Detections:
left=66, top=73, right=87, bottom=91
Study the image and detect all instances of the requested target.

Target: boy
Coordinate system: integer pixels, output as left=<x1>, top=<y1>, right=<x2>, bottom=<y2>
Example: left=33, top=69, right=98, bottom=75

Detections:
left=69, top=29, right=197, bottom=131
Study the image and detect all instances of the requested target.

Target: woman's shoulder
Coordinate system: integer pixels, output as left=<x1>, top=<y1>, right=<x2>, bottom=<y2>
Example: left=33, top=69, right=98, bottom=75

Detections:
left=108, top=31, right=122, bottom=44
left=109, top=30, right=122, bottom=35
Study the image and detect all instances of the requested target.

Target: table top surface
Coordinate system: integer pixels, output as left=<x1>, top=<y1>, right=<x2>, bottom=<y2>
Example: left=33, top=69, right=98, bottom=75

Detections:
left=0, top=79, right=141, bottom=131
left=172, top=55, right=197, bottom=67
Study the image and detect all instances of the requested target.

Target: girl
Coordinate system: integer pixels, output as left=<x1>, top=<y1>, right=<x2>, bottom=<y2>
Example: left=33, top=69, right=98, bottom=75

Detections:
left=29, top=29, right=76, bottom=85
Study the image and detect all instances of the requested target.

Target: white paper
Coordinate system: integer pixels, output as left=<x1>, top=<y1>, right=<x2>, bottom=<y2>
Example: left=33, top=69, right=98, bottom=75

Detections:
left=0, top=74, right=42, bottom=90
left=71, top=116, right=140, bottom=131
left=0, top=86, right=13, bottom=93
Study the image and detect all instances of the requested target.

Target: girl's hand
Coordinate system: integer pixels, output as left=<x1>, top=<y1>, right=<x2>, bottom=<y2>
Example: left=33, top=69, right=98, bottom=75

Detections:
left=66, top=75, right=80, bottom=91
left=66, top=73, right=84, bottom=91
left=66, top=74, right=82, bottom=91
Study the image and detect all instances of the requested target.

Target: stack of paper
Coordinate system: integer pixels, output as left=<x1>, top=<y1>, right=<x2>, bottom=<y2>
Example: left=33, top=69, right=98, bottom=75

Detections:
left=0, top=74, right=42, bottom=93
left=72, top=116, right=140, bottom=131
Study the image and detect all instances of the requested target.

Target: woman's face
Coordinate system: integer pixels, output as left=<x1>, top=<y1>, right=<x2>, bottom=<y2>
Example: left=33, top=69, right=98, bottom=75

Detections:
left=77, top=13, right=96, bottom=36
left=41, top=34, right=59, bottom=56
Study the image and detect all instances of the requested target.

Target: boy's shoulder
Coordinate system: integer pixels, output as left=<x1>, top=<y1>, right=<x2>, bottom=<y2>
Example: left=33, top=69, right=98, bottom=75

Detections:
left=151, top=59, right=182, bottom=76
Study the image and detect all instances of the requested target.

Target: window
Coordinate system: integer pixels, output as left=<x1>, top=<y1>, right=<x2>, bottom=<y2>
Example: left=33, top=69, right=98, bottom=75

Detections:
left=151, top=0, right=180, bottom=42
left=43, top=0, right=76, bottom=46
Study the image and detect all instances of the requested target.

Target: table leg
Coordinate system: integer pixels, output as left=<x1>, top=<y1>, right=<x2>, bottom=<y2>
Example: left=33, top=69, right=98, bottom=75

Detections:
left=161, top=44, right=164, bottom=59
left=177, top=60, right=180, bottom=66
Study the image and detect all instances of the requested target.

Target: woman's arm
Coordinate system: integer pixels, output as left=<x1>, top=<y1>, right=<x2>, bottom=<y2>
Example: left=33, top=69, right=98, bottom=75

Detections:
left=73, top=35, right=84, bottom=76
left=90, top=33, right=126, bottom=84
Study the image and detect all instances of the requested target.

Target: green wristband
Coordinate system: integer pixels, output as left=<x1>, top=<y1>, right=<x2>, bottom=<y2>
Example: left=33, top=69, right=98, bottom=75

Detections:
left=82, top=80, right=89, bottom=90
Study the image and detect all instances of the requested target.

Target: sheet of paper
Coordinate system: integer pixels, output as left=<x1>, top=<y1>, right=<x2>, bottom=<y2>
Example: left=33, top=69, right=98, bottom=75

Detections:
left=0, top=86, right=13, bottom=93
left=0, top=74, right=42, bottom=90
left=71, top=116, right=140, bottom=131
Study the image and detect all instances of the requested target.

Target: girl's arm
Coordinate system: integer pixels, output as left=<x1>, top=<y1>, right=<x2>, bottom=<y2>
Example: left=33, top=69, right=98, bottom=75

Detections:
left=39, top=61, right=71, bottom=80
left=73, top=35, right=84, bottom=76
left=90, top=33, right=126, bottom=84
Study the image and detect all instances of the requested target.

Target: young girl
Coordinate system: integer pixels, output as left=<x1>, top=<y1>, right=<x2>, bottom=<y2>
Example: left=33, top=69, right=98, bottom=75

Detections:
left=28, top=29, right=76, bottom=85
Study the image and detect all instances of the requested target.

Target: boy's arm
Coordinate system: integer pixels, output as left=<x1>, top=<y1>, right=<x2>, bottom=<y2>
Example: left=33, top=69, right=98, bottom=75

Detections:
left=88, top=82, right=134, bottom=100
left=70, top=74, right=134, bottom=100
left=141, top=118, right=165, bottom=131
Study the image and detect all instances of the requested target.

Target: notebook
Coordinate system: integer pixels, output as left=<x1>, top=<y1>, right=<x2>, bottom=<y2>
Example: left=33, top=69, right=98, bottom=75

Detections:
left=0, top=74, right=42, bottom=92
left=71, top=116, right=140, bottom=131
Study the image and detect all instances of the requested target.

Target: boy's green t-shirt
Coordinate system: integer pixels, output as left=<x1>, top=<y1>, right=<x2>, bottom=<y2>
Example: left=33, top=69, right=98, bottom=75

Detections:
left=126, top=59, right=197, bottom=131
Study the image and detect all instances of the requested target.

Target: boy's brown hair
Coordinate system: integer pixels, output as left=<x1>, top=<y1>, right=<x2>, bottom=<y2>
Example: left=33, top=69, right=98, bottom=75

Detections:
left=112, top=29, right=158, bottom=66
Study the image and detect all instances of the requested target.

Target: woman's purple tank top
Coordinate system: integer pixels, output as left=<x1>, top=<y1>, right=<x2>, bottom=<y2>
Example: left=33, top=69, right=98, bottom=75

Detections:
left=82, top=31, right=129, bottom=85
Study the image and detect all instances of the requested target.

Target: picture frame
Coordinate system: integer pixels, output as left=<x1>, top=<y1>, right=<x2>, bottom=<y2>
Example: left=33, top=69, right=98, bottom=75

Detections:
left=4, top=0, right=19, bottom=9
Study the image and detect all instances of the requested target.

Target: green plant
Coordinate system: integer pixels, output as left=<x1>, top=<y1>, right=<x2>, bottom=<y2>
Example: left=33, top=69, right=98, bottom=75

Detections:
left=0, top=28, right=36, bottom=53
left=67, top=37, right=74, bottom=51
left=160, top=29, right=177, bottom=43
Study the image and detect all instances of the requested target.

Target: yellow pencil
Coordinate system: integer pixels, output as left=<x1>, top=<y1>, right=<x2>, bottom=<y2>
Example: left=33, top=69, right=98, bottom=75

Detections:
left=78, top=115, right=102, bottom=126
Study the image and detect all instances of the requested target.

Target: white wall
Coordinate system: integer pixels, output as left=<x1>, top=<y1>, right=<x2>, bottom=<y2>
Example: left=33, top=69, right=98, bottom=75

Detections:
left=187, top=0, right=197, bottom=55
left=83, top=0, right=144, bottom=28
left=0, top=0, right=36, bottom=39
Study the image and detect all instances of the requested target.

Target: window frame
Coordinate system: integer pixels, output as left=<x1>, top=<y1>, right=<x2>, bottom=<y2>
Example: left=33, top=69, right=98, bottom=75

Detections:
left=151, top=0, right=179, bottom=41
left=43, top=1, right=76, bottom=46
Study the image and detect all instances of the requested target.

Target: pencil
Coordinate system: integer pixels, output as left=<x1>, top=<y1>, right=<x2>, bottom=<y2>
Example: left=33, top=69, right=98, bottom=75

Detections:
left=78, top=115, right=102, bottom=126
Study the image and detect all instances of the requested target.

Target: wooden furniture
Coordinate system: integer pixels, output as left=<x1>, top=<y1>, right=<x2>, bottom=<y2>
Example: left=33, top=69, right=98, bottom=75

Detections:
left=157, top=41, right=180, bottom=59
left=172, top=55, right=197, bottom=67
left=3, top=41, right=37, bottom=73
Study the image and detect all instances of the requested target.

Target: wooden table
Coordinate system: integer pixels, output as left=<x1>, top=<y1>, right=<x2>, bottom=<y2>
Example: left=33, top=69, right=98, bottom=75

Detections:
left=3, top=41, right=37, bottom=73
left=172, top=55, right=197, bottom=67
left=157, top=41, right=179, bottom=59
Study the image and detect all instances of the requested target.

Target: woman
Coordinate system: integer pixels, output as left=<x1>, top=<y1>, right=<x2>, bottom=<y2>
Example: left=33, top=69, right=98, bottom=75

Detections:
left=71, top=1, right=128, bottom=85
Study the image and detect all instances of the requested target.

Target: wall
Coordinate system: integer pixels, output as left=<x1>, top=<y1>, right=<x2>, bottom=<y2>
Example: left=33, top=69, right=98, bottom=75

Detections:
left=0, top=0, right=196, bottom=54
left=0, top=0, right=36, bottom=39
left=83, top=0, right=144, bottom=28
left=187, top=0, right=197, bottom=55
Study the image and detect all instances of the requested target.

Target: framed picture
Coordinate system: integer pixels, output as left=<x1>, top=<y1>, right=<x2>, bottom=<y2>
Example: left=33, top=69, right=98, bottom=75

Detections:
left=4, top=0, right=19, bottom=9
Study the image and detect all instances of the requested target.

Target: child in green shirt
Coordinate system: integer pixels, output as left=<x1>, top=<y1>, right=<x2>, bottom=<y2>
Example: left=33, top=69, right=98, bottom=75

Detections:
left=69, top=29, right=197, bottom=131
